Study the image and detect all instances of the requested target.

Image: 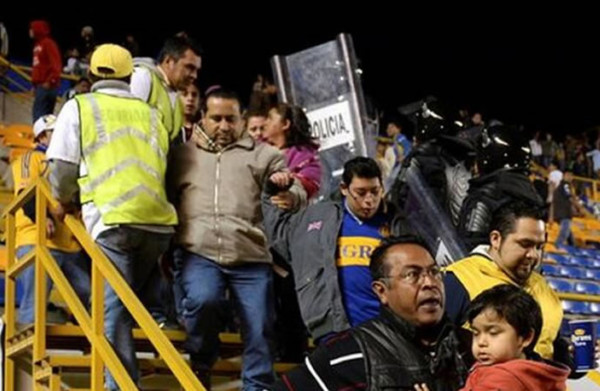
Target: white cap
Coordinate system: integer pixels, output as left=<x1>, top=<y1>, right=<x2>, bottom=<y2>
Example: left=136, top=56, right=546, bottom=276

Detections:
left=33, top=114, right=57, bottom=138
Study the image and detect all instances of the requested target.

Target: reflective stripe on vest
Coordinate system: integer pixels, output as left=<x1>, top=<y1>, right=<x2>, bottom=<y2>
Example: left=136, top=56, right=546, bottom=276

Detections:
left=144, top=66, right=183, bottom=141
left=76, top=93, right=177, bottom=226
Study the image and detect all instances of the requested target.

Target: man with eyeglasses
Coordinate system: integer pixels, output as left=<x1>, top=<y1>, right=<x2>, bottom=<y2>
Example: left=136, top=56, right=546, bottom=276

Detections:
left=444, top=201, right=563, bottom=362
left=273, top=235, right=468, bottom=391
left=263, top=157, right=396, bottom=343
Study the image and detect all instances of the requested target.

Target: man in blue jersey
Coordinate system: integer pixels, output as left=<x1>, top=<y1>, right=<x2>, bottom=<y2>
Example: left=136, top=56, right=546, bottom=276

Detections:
left=263, top=157, right=394, bottom=342
left=384, top=120, right=412, bottom=170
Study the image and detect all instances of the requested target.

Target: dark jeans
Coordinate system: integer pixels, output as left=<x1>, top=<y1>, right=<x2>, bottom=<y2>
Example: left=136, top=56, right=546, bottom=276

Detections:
left=96, top=227, right=172, bottom=391
left=557, top=219, right=573, bottom=247
left=273, top=254, right=308, bottom=363
left=32, top=86, right=58, bottom=122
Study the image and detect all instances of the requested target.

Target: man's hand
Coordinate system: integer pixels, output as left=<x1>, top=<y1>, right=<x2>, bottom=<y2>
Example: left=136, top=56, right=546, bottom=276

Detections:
left=414, top=384, right=430, bottom=391
left=271, top=191, right=295, bottom=210
left=46, top=218, right=55, bottom=238
left=50, top=203, right=67, bottom=222
left=269, top=172, right=293, bottom=190
left=50, top=202, right=77, bottom=222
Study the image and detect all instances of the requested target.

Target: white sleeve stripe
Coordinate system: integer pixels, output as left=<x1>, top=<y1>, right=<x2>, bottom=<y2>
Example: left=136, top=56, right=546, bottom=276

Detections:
left=329, top=353, right=364, bottom=366
left=305, top=356, right=329, bottom=391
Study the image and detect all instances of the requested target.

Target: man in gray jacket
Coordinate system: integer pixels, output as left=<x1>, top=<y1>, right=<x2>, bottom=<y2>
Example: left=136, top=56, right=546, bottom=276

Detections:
left=169, top=88, right=305, bottom=390
left=263, top=157, right=395, bottom=343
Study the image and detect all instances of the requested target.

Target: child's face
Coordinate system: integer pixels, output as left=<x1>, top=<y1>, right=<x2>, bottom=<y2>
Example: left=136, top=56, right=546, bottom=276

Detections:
left=471, top=308, right=533, bottom=365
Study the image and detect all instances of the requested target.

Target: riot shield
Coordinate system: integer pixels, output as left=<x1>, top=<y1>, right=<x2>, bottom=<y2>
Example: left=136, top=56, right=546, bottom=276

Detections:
left=272, top=33, right=375, bottom=199
left=404, top=163, right=468, bottom=266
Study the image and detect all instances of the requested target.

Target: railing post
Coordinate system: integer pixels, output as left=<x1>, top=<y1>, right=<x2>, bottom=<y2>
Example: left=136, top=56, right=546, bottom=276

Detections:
left=2, top=179, right=203, bottom=390
left=33, top=183, right=47, bottom=390
left=4, top=212, right=16, bottom=391
left=91, top=261, right=105, bottom=390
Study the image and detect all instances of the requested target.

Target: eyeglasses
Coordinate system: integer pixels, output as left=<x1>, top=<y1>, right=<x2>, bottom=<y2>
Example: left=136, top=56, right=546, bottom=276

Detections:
left=382, top=266, right=445, bottom=285
left=347, top=186, right=383, bottom=202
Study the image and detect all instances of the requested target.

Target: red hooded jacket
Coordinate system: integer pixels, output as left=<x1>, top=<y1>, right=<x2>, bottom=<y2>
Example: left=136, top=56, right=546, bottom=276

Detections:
left=460, top=359, right=570, bottom=391
left=30, top=20, right=62, bottom=88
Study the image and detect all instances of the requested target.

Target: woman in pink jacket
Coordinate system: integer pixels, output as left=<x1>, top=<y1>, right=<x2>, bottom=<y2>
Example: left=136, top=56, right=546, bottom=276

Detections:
left=263, top=103, right=322, bottom=200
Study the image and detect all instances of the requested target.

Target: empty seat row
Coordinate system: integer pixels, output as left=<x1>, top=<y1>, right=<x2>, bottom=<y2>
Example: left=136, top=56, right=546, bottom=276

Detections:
left=562, top=300, right=600, bottom=315
left=545, top=253, right=600, bottom=269
left=547, top=278, right=600, bottom=295
left=542, top=264, right=600, bottom=281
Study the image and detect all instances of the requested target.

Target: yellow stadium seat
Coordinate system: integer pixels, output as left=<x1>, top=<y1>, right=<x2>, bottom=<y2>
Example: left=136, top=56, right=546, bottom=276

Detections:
left=0, top=123, right=34, bottom=139
left=3, top=136, right=35, bottom=150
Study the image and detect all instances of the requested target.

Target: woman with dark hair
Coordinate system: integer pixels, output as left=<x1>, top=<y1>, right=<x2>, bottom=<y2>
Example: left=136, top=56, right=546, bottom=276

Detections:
left=264, top=103, right=322, bottom=199
left=263, top=103, right=322, bottom=363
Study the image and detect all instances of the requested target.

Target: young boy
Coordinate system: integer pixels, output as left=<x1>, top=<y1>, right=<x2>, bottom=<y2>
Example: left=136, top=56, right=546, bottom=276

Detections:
left=13, top=114, right=90, bottom=325
left=416, top=284, right=570, bottom=391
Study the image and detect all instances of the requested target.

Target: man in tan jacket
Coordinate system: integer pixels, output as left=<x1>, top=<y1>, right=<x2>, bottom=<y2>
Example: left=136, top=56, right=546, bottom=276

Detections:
left=169, top=88, right=305, bottom=389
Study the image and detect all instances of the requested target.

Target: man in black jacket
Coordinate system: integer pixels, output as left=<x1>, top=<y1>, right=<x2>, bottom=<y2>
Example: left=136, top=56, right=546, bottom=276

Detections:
left=273, top=235, right=468, bottom=391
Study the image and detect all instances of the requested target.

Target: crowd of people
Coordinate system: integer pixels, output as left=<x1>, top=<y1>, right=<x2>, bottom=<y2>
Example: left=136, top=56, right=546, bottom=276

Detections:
left=3, top=19, right=600, bottom=391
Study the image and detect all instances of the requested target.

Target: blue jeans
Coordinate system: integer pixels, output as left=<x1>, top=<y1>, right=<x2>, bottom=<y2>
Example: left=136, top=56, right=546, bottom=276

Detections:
left=140, top=263, right=172, bottom=325
left=95, top=227, right=172, bottom=391
left=17, top=245, right=90, bottom=324
left=174, top=249, right=275, bottom=391
left=32, top=86, right=58, bottom=122
left=557, top=219, right=573, bottom=247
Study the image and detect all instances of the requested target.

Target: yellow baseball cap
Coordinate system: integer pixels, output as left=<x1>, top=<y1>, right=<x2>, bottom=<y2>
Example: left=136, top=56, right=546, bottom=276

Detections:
left=90, top=44, right=133, bottom=79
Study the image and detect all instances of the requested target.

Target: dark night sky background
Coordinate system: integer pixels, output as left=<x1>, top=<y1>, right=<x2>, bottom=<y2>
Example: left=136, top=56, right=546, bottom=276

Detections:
left=4, top=10, right=600, bottom=138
